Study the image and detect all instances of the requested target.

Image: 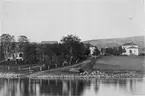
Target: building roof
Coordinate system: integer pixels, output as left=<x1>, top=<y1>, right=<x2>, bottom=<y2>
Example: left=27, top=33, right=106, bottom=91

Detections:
left=127, top=46, right=138, bottom=49
left=122, top=42, right=137, bottom=46
left=41, top=41, right=58, bottom=44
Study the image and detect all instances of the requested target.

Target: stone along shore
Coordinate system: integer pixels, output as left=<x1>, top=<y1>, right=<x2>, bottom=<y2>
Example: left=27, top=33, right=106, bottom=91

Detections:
left=29, top=70, right=144, bottom=79
left=0, top=70, right=144, bottom=79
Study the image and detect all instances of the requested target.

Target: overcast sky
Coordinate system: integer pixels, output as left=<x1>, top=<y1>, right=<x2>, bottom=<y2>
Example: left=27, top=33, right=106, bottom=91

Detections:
left=1, top=0, right=145, bottom=42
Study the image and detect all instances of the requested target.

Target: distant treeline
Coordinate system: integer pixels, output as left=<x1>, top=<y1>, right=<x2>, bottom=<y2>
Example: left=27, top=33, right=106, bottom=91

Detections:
left=100, top=46, right=126, bottom=56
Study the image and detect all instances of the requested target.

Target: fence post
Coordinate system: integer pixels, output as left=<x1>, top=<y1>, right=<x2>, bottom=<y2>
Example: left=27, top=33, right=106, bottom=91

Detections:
left=48, top=66, right=49, bottom=69
left=18, top=67, right=20, bottom=70
left=55, top=64, right=57, bottom=68
left=29, top=67, right=31, bottom=71
left=62, top=62, right=64, bottom=66
left=40, top=67, right=42, bottom=71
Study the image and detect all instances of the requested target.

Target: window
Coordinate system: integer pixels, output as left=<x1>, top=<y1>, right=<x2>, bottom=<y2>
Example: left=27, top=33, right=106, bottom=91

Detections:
left=130, top=50, right=132, bottom=54
left=19, top=53, right=23, bottom=57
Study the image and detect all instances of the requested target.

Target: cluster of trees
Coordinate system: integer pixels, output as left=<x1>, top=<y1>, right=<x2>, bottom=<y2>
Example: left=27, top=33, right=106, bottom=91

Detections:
left=0, top=34, right=91, bottom=67
left=101, top=46, right=126, bottom=56
left=0, top=33, right=126, bottom=67
left=0, top=34, right=29, bottom=61
left=92, top=47, right=100, bottom=56
left=23, top=34, right=91, bottom=66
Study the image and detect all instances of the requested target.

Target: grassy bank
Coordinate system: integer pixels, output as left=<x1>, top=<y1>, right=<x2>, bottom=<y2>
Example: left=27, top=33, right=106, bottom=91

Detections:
left=30, top=56, right=145, bottom=78
left=93, top=56, right=145, bottom=72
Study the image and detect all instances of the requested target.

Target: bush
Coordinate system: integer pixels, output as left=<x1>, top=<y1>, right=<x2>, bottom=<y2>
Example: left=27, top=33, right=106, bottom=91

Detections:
left=139, top=53, right=145, bottom=56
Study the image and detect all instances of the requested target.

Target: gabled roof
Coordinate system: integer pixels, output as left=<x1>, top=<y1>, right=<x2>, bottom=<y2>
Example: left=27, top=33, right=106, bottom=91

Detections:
left=41, top=41, right=58, bottom=44
left=122, top=42, right=137, bottom=46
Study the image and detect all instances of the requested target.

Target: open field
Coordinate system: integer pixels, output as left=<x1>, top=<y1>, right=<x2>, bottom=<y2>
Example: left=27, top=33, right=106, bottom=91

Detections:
left=93, top=56, right=145, bottom=72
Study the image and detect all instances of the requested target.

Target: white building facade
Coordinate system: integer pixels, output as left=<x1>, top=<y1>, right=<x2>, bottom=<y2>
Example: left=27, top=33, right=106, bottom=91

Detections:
left=89, top=46, right=96, bottom=55
left=122, top=43, right=139, bottom=56
left=7, top=52, right=24, bottom=61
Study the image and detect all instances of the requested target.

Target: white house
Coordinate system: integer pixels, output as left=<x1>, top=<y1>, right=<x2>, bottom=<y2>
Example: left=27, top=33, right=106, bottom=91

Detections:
left=89, top=46, right=96, bottom=55
left=122, top=42, right=139, bottom=56
left=7, top=52, right=24, bottom=61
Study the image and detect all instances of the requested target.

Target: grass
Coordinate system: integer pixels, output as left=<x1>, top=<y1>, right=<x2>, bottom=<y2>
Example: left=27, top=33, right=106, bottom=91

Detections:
left=93, top=56, right=145, bottom=71
left=32, top=56, right=145, bottom=77
left=1, top=56, right=145, bottom=77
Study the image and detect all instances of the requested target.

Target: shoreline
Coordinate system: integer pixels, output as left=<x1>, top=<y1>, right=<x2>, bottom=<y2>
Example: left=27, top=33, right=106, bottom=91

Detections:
left=0, top=70, right=144, bottom=79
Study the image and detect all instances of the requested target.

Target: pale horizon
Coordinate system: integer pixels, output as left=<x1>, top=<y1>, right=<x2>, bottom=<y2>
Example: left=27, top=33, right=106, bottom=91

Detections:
left=1, top=0, right=145, bottom=42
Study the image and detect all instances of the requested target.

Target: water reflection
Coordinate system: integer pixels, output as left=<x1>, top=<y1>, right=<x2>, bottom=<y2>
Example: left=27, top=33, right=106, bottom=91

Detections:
left=0, top=78, right=145, bottom=96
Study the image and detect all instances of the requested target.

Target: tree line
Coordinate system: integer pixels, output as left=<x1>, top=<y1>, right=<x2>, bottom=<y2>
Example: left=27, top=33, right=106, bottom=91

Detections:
left=0, top=34, right=92, bottom=67
left=23, top=34, right=91, bottom=67
left=101, top=46, right=126, bottom=56
left=0, top=33, right=126, bottom=67
left=0, top=34, right=29, bottom=61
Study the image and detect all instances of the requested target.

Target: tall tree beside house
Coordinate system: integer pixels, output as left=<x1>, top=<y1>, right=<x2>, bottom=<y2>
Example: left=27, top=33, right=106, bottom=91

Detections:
left=117, top=46, right=126, bottom=55
left=18, top=35, right=29, bottom=51
left=112, top=47, right=118, bottom=56
left=23, top=43, right=38, bottom=64
left=61, top=34, right=81, bottom=65
left=83, top=44, right=90, bottom=56
left=101, top=48, right=106, bottom=55
left=60, top=34, right=90, bottom=65
left=0, top=44, right=5, bottom=61
left=61, top=34, right=81, bottom=44
left=0, top=34, right=16, bottom=60
left=105, top=47, right=113, bottom=55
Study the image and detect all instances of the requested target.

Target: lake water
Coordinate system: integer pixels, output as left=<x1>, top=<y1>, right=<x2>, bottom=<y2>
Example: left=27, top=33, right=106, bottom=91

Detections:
left=0, top=77, right=145, bottom=96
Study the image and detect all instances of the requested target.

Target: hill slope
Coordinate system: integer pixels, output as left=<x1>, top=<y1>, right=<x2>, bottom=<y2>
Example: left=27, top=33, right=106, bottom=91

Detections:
left=84, top=35, right=145, bottom=53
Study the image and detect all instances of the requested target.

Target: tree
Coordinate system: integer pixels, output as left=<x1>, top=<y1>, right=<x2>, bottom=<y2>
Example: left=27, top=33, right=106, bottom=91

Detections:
left=0, top=34, right=15, bottom=59
left=118, top=46, right=126, bottom=55
left=60, top=34, right=81, bottom=65
left=60, top=34, right=91, bottom=65
left=93, top=47, right=100, bottom=56
left=18, top=35, right=29, bottom=51
left=0, top=44, right=5, bottom=61
left=23, top=43, right=38, bottom=64
left=61, top=34, right=81, bottom=44
left=101, top=48, right=106, bottom=55
left=106, top=47, right=115, bottom=56
left=112, top=47, right=118, bottom=56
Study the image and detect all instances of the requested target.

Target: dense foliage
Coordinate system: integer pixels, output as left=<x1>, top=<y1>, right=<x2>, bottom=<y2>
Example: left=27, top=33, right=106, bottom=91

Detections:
left=101, top=46, right=126, bottom=56
left=23, top=35, right=91, bottom=66
left=0, top=34, right=29, bottom=61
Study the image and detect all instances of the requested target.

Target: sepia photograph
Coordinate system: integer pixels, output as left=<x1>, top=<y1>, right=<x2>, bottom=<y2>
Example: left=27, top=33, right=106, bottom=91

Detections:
left=0, top=0, right=145, bottom=96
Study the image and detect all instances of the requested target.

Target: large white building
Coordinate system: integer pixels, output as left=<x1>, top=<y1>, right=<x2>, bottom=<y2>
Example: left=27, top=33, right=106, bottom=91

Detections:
left=122, top=42, right=139, bottom=56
